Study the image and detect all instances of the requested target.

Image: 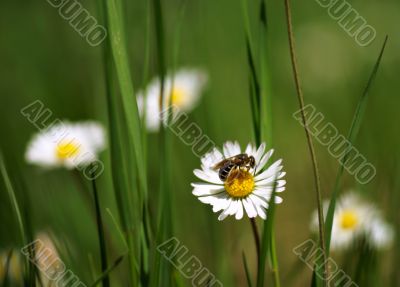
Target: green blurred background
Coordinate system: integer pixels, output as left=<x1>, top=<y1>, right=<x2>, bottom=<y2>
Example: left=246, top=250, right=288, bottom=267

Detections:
left=0, top=0, right=399, bottom=286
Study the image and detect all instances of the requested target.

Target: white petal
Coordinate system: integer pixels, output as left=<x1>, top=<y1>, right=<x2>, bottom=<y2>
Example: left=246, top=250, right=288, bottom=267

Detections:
left=198, top=194, right=220, bottom=204
left=277, top=171, right=286, bottom=179
left=235, top=201, right=244, bottom=220
left=201, top=147, right=224, bottom=169
left=249, top=195, right=267, bottom=219
left=250, top=194, right=269, bottom=209
left=252, top=189, right=272, bottom=201
left=274, top=196, right=283, bottom=204
left=228, top=200, right=239, bottom=215
left=193, top=169, right=222, bottom=184
left=254, top=143, right=266, bottom=163
left=254, top=159, right=283, bottom=181
left=223, top=141, right=241, bottom=158
left=218, top=199, right=233, bottom=221
left=245, top=143, right=256, bottom=156
left=191, top=183, right=224, bottom=196
left=257, top=208, right=267, bottom=219
left=253, top=186, right=285, bottom=199
left=242, top=197, right=257, bottom=218
left=255, top=149, right=274, bottom=172
left=211, top=194, right=231, bottom=212
left=256, top=179, right=286, bottom=188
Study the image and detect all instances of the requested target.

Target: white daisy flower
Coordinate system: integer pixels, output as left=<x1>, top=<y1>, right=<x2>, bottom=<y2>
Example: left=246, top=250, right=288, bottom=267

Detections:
left=191, top=141, right=286, bottom=221
left=25, top=121, right=106, bottom=169
left=328, top=193, right=374, bottom=250
left=311, top=193, right=374, bottom=250
left=137, top=68, right=208, bottom=132
left=311, top=192, right=394, bottom=251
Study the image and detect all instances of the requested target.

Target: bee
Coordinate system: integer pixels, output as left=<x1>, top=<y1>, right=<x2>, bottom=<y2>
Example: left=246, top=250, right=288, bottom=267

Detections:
left=213, top=153, right=256, bottom=182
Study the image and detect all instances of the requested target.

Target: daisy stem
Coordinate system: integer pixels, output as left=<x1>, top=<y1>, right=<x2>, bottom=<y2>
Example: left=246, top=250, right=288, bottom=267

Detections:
left=90, top=167, right=110, bottom=287
left=250, top=218, right=261, bottom=263
left=282, top=0, right=328, bottom=284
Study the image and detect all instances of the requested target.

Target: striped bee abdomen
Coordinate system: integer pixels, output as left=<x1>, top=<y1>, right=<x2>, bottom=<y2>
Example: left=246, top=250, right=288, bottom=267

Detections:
left=218, top=162, right=235, bottom=182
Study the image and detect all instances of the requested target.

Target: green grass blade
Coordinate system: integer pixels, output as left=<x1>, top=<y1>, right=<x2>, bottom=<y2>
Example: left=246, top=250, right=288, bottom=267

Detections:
left=258, top=0, right=273, bottom=145
left=106, top=208, right=129, bottom=250
left=242, top=252, right=253, bottom=287
left=147, top=0, right=168, bottom=285
left=90, top=254, right=126, bottom=287
left=0, top=153, right=27, bottom=246
left=257, top=181, right=277, bottom=287
left=241, top=0, right=261, bottom=144
left=324, top=36, right=389, bottom=252
left=0, top=154, right=35, bottom=287
left=90, top=169, right=110, bottom=287
left=104, top=0, right=148, bottom=205
left=97, top=0, right=141, bottom=284
left=282, top=1, right=327, bottom=285
left=270, top=229, right=280, bottom=287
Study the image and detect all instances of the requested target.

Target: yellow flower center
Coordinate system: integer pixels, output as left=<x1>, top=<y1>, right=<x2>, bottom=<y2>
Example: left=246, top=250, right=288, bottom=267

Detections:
left=170, top=87, right=186, bottom=106
left=340, top=210, right=358, bottom=230
left=224, top=169, right=255, bottom=198
left=56, top=141, right=80, bottom=160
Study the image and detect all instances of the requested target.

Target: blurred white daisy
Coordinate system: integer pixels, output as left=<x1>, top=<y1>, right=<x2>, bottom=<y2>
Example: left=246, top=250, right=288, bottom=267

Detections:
left=365, top=217, right=394, bottom=250
left=25, top=121, right=105, bottom=169
left=311, top=192, right=394, bottom=250
left=329, top=193, right=374, bottom=250
left=137, top=68, right=208, bottom=132
left=191, top=141, right=286, bottom=221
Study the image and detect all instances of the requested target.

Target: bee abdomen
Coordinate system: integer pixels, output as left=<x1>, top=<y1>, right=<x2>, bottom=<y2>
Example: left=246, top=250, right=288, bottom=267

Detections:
left=219, top=162, right=235, bottom=182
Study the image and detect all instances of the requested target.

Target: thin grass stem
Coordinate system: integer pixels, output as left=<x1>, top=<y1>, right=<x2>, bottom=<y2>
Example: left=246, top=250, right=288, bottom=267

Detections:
left=90, top=167, right=110, bottom=287
left=282, top=0, right=327, bottom=284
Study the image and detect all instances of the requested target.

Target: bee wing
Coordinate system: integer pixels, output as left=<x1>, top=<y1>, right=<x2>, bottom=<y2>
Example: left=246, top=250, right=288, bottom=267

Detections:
left=212, top=158, right=231, bottom=170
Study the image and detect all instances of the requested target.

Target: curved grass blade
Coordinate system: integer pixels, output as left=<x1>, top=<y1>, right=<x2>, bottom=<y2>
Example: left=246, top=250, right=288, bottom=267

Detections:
left=148, top=0, right=173, bottom=285
left=242, top=252, right=253, bottom=287
left=0, top=153, right=35, bottom=286
left=104, top=0, right=149, bottom=212
left=106, top=208, right=129, bottom=250
left=241, top=0, right=261, bottom=144
left=99, top=0, right=153, bottom=285
left=257, top=179, right=278, bottom=287
left=282, top=1, right=327, bottom=285
left=90, top=254, right=126, bottom=287
left=0, top=153, right=27, bottom=247
left=90, top=168, right=110, bottom=287
left=258, top=0, right=273, bottom=146
left=324, top=36, right=389, bottom=252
